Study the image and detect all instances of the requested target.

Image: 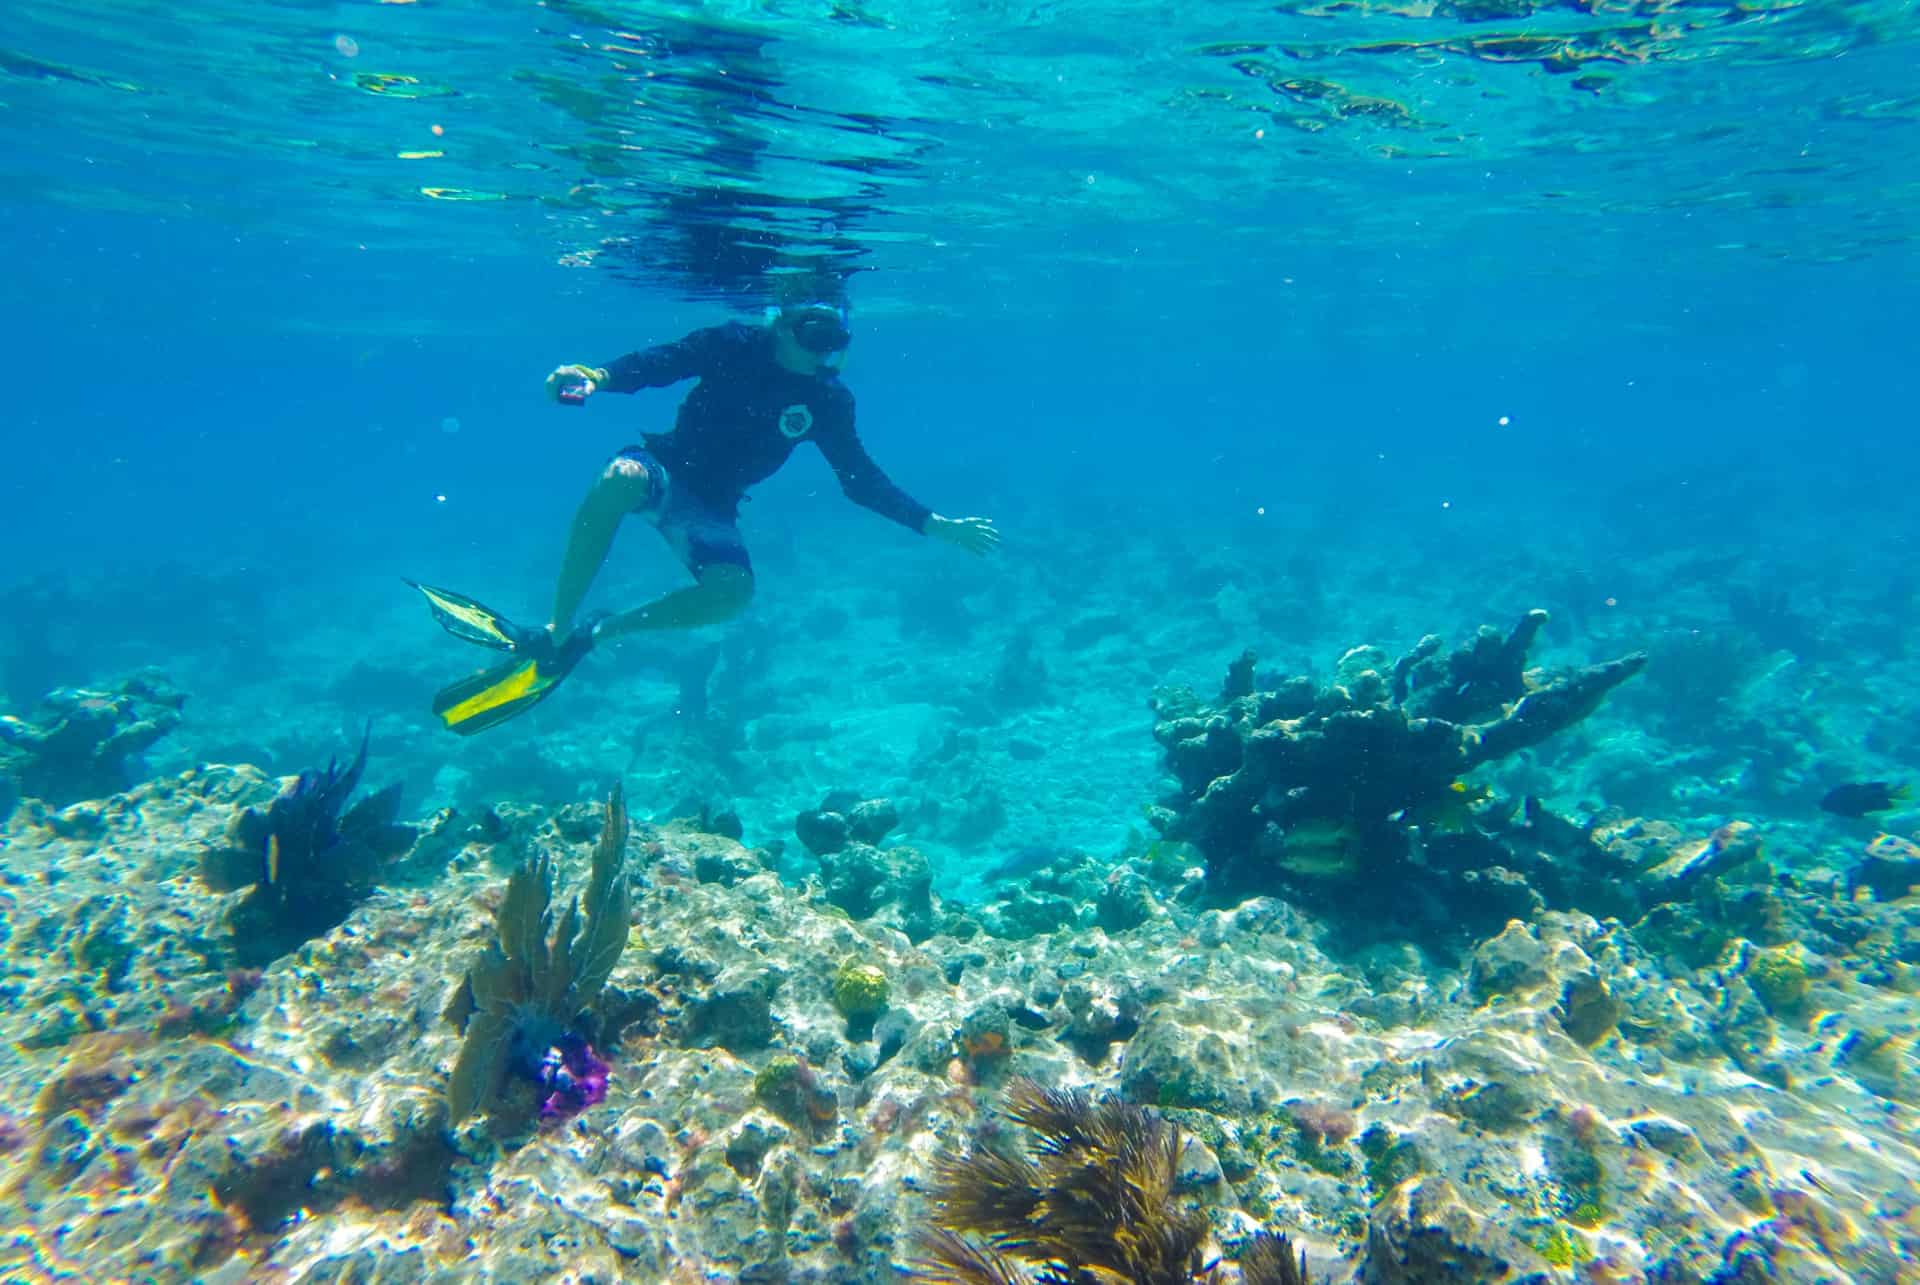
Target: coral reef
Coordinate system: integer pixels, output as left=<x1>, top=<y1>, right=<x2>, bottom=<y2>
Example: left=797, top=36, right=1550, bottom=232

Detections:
left=795, top=789, right=901, bottom=855
left=787, top=792, right=946, bottom=941
left=0, top=669, right=184, bottom=821
left=912, top=1077, right=1311, bottom=1285
left=443, top=784, right=632, bottom=1124
left=1853, top=832, right=1920, bottom=902
left=2, top=763, right=1916, bottom=1282
left=1148, top=613, right=1645, bottom=939
left=199, top=729, right=416, bottom=965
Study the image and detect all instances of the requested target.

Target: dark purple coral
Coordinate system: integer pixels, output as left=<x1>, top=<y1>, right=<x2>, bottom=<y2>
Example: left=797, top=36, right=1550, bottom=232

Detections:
left=203, top=727, right=414, bottom=964
left=532, top=1035, right=612, bottom=1122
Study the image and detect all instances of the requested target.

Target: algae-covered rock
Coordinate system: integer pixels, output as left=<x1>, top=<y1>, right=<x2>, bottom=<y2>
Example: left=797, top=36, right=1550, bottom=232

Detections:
left=817, top=841, right=938, bottom=941
left=1467, top=920, right=1554, bottom=1002
left=979, top=887, right=1083, bottom=939
left=1851, top=833, right=1920, bottom=902
left=1120, top=1018, right=1248, bottom=1114
left=794, top=792, right=898, bottom=858
left=1835, top=1026, right=1920, bottom=1103
left=795, top=806, right=851, bottom=856
left=683, top=963, right=784, bottom=1053
left=1743, top=943, right=1811, bottom=1015
left=1359, top=1176, right=1540, bottom=1283
left=751, top=1055, right=837, bottom=1134
left=1095, top=868, right=1159, bottom=932
left=1642, top=820, right=1764, bottom=894
left=1554, top=973, right=1623, bottom=1047
left=1061, top=977, right=1143, bottom=1063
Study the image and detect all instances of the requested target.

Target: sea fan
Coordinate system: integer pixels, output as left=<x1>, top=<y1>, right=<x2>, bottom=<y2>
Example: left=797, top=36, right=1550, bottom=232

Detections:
left=912, top=1077, right=1313, bottom=1285
left=445, top=784, right=632, bottom=1124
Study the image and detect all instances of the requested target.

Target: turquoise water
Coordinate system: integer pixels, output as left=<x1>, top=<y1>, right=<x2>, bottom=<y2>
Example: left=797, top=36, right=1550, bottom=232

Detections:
left=4, top=0, right=1918, bottom=875
left=2, top=4, right=1919, bottom=1277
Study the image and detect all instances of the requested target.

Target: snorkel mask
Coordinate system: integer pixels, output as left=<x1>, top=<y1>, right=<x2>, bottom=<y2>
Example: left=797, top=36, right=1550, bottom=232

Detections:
left=782, top=301, right=851, bottom=360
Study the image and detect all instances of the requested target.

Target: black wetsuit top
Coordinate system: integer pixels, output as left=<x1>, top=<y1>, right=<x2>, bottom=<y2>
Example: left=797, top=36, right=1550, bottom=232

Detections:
left=598, top=322, right=931, bottom=533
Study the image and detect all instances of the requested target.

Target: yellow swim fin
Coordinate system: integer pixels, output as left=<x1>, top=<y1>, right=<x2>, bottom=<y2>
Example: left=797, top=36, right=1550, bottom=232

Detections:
left=430, top=652, right=576, bottom=735
left=409, top=579, right=602, bottom=735
left=406, top=579, right=528, bottom=651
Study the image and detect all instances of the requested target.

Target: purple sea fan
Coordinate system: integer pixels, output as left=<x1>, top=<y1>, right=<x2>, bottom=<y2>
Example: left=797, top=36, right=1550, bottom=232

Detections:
left=533, top=1034, right=612, bottom=1122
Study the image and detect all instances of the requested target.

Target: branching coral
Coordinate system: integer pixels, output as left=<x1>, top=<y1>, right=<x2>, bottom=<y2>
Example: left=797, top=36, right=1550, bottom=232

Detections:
left=203, top=728, right=414, bottom=965
left=0, top=669, right=184, bottom=816
left=444, top=784, right=632, bottom=1125
left=1150, top=611, right=1644, bottom=899
left=910, top=1077, right=1312, bottom=1285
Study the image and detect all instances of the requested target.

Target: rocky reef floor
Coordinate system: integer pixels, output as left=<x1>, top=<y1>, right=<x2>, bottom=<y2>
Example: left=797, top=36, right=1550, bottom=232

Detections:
left=2, top=758, right=1917, bottom=1284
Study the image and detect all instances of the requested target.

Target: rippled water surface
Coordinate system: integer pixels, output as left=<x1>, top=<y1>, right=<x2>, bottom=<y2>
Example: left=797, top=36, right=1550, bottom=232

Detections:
left=7, top=0, right=1916, bottom=308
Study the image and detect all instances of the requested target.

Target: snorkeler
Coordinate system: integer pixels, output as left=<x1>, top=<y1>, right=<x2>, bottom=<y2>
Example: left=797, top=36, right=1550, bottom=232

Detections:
left=411, top=287, right=1000, bottom=734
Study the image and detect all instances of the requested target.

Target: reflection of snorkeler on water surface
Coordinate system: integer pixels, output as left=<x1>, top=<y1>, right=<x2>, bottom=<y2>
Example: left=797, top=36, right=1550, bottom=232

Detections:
left=409, top=277, right=1001, bottom=734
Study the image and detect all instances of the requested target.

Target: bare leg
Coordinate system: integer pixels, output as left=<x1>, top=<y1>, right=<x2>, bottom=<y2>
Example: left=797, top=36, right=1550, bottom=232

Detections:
left=599, top=564, right=753, bottom=640
left=551, top=458, right=652, bottom=632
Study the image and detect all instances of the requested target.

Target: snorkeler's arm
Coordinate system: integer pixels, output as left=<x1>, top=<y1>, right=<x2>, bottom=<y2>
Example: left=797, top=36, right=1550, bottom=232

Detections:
left=594, top=324, right=738, bottom=394
left=812, top=399, right=934, bottom=534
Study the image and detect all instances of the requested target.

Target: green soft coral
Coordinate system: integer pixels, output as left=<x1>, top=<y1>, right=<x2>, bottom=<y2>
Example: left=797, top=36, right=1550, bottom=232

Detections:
left=445, top=784, right=631, bottom=1124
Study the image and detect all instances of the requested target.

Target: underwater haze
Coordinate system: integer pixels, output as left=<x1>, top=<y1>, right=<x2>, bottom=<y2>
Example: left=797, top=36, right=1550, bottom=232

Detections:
left=3, top=1, right=1919, bottom=1281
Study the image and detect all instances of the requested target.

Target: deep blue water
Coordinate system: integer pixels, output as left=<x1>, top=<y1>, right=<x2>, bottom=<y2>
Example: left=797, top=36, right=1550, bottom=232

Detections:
left=3, top=0, right=1918, bottom=876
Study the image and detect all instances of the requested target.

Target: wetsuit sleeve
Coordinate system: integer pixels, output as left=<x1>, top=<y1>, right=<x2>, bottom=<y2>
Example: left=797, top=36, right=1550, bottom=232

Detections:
left=813, top=406, right=934, bottom=534
left=596, top=326, right=729, bottom=393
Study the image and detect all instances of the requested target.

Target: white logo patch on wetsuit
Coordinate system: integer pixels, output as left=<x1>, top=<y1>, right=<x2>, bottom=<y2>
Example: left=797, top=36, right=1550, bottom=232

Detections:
left=778, top=403, right=814, bottom=438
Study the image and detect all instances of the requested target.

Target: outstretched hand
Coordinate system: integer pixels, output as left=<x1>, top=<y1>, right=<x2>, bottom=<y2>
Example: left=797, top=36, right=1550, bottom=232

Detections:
left=925, top=514, right=1002, bottom=556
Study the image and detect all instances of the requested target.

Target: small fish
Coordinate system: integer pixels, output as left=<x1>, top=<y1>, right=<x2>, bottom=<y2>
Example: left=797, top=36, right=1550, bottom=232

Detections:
left=1277, top=818, right=1363, bottom=877
left=266, top=834, right=281, bottom=885
left=1417, top=780, right=1491, bottom=834
left=984, top=844, right=1061, bottom=884
left=1820, top=781, right=1911, bottom=818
